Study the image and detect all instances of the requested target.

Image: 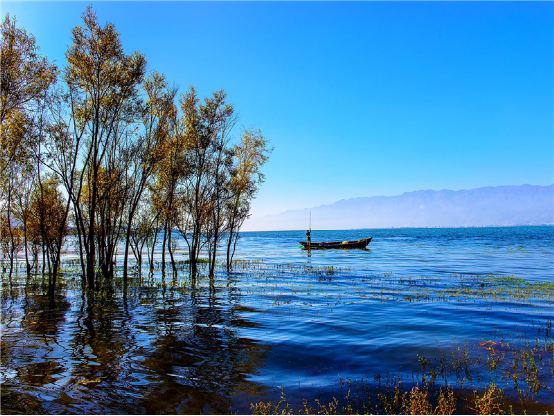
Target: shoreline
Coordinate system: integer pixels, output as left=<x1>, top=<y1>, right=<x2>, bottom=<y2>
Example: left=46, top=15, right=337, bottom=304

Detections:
left=241, top=224, right=554, bottom=232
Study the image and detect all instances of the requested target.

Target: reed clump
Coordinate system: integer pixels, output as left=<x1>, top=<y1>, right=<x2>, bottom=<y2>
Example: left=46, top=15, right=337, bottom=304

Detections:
left=250, top=382, right=510, bottom=415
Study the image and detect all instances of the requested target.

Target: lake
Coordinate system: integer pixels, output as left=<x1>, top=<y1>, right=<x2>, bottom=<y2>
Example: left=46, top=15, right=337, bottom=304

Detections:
left=1, top=226, right=553, bottom=414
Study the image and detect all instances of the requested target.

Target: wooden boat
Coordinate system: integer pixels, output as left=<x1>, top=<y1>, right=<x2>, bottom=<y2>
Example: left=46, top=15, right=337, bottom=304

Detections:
left=299, top=237, right=372, bottom=249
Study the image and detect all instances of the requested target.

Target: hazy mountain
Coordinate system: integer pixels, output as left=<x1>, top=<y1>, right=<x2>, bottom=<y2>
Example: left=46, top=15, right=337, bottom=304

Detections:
left=243, top=184, right=554, bottom=231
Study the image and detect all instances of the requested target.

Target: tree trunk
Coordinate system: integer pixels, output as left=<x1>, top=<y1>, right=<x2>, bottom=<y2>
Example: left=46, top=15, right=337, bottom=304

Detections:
left=23, top=217, right=30, bottom=276
left=46, top=245, right=52, bottom=291
left=42, top=247, right=46, bottom=277
left=149, top=226, right=159, bottom=272
left=226, top=230, right=233, bottom=272
left=168, top=225, right=177, bottom=275
left=123, top=229, right=131, bottom=284
left=189, top=233, right=197, bottom=276
left=138, top=237, right=146, bottom=276
left=161, top=219, right=168, bottom=274
left=48, top=255, right=59, bottom=298
left=210, top=224, right=219, bottom=276
left=230, top=231, right=240, bottom=266
left=86, top=222, right=96, bottom=290
left=6, top=188, right=14, bottom=279
left=146, top=243, right=151, bottom=271
left=75, top=221, right=86, bottom=288
left=87, top=166, right=98, bottom=291
left=122, top=206, right=135, bottom=284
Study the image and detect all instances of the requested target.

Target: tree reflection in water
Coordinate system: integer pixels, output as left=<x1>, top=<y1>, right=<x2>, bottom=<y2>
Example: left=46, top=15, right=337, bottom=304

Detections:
left=1, top=272, right=271, bottom=414
left=2, top=289, right=71, bottom=412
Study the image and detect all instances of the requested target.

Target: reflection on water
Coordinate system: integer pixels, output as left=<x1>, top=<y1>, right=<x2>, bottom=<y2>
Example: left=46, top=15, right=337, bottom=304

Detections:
left=1, top=226, right=553, bottom=413
left=1, top=276, right=270, bottom=414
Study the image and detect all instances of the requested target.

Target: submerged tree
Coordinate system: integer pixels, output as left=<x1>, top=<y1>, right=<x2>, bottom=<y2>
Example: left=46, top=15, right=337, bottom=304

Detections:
left=225, top=128, right=272, bottom=270
left=121, top=71, right=178, bottom=283
left=174, top=87, right=236, bottom=276
left=0, top=14, right=57, bottom=278
left=128, top=195, right=158, bottom=274
left=0, top=213, right=23, bottom=274
left=25, top=176, right=69, bottom=295
left=63, top=6, right=146, bottom=289
left=2, top=8, right=272, bottom=288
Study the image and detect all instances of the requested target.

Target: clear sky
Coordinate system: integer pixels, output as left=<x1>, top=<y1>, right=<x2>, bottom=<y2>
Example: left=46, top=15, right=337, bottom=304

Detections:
left=3, top=1, right=553, bottom=217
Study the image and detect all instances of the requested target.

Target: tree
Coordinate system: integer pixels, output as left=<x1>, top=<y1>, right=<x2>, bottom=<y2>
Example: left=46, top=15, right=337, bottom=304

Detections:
left=64, top=6, right=146, bottom=289
left=0, top=14, right=57, bottom=176
left=225, top=128, right=272, bottom=270
left=26, top=176, right=68, bottom=295
left=150, top=128, right=186, bottom=276
left=0, top=213, right=23, bottom=274
left=0, top=14, right=56, bottom=279
left=175, top=87, right=235, bottom=276
left=1, top=8, right=273, bottom=287
left=121, top=71, right=178, bottom=283
left=15, top=171, right=36, bottom=276
left=128, top=196, right=157, bottom=274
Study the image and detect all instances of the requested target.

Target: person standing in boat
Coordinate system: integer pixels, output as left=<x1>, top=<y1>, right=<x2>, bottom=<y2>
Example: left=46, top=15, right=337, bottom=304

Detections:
left=306, top=229, right=311, bottom=246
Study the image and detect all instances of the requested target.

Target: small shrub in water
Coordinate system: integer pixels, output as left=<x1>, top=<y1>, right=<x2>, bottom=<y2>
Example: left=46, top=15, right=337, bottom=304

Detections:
left=468, top=384, right=506, bottom=415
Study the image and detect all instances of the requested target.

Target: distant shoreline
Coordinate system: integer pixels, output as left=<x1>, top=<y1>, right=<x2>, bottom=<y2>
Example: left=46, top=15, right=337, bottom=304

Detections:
left=245, top=184, right=553, bottom=231
left=241, top=224, right=554, bottom=232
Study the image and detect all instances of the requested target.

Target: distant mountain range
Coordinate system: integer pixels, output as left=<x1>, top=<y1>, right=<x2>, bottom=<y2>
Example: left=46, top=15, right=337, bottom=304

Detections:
left=243, top=184, right=554, bottom=231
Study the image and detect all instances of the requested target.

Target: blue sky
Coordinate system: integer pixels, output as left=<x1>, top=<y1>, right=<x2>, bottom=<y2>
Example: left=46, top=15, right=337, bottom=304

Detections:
left=3, top=2, right=553, bottom=217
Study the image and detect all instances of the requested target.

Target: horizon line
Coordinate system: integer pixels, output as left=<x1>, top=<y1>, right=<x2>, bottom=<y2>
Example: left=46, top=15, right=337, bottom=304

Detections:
left=241, top=223, right=554, bottom=233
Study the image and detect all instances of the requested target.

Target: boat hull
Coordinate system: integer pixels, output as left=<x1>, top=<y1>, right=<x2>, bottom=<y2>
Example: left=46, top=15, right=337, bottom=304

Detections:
left=299, top=237, right=372, bottom=249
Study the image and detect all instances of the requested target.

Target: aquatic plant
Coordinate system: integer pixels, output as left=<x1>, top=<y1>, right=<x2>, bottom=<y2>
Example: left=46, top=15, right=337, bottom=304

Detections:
left=2, top=250, right=553, bottom=414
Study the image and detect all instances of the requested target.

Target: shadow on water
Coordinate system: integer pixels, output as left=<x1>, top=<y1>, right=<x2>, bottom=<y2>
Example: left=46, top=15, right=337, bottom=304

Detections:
left=1, top=271, right=271, bottom=414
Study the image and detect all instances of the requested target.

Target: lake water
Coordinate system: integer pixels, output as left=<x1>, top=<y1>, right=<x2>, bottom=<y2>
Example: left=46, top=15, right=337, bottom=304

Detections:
left=1, top=226, right=553, bottom=414
left=235, top=227, right=553, bottom=281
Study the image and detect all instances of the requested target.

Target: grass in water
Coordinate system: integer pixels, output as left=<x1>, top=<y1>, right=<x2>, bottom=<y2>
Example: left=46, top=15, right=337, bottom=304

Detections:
left=2, top=260, right=552, bottom=414
left=250, top=383, right=511, bottom=415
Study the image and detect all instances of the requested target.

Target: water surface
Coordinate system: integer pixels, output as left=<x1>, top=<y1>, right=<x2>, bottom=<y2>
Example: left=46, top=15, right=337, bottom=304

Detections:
left=1, top=226, right=553, bottom=413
